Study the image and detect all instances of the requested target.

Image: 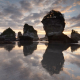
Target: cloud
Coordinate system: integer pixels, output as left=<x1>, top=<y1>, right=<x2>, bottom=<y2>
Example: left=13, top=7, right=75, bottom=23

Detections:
left=66, top=14, right=80, bottom=28
left=20, top=0, right=33, bottom=11
left=61, top=5, right=74, bottom=13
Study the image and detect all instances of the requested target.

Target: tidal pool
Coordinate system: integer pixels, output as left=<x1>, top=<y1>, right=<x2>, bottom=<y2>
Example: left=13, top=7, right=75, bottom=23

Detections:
left=0, top=41, right=80, bottom=80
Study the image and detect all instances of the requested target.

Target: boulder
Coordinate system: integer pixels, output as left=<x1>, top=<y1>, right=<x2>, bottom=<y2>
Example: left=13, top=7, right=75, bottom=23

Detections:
left=23, top=23, right=39, bottom=41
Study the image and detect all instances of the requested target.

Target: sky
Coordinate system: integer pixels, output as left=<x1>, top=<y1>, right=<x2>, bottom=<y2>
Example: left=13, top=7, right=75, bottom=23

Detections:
left=0, top=0, right=80, bottom=38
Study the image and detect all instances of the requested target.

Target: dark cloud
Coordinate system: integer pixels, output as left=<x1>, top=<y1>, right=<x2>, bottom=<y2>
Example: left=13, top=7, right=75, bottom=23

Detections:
left=66, top=14, right=80, bottom=28
left=20, top=0, right=33, bottom=11
left=69, top=14, right=80, bottom=22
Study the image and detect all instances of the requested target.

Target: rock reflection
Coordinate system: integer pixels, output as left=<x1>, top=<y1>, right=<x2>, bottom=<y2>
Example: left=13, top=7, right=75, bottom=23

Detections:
left=0, top=43, right=15, bottom=52
left=70, top=44, right=80, bottom=52
left=41, top=43, right=70, bottom=75
left=18, top=41, right=38, bottom=56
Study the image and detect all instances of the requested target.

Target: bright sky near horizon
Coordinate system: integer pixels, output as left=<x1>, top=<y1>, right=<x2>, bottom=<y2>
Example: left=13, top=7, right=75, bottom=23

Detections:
left=0, top=0, right=80, bottom=38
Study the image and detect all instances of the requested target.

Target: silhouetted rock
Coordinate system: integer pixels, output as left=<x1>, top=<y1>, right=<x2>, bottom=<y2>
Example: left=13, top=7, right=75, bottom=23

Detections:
left=41, top=10, right=77, bottom=43
left=17, top=32, right=22, bottom=39
left=18, top=42, right=38, bottom=56
left=42, top=10, right=65, bottom=36
left=0, top=28, right=16, bottom=41
left=71, top=29, right=80, bottom=42
left=19, top=36, right=33, bottom=41
left=41, top=43, right=70, bottom=75
left=23, top=23, right=39, bottom=41
left=48, top=33, right=78, bottom=43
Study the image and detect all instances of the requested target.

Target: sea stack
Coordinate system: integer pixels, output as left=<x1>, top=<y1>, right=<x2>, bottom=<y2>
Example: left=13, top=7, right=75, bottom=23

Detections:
left=20, top=23, right=39, bottom=41
left=71, top=29, right=80, bottom=41
left=41, top=10, right=77, bottom=43
left=0, top=27, right=16, bottom=41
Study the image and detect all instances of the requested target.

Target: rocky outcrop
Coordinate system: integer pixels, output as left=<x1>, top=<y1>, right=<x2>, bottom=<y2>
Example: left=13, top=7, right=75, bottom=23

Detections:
left=42, top=10, right=65, bottom=36
left=23, top=23, right=39, bottom=41
left=71, top=29, right=80, bottom=42
left=48, top=33, right=78, bottom=43
left=17, top=32, right=22, bottom=39
left=0, top=28, right=16, bottom=41
left=41, top=10, right=77, bottom=43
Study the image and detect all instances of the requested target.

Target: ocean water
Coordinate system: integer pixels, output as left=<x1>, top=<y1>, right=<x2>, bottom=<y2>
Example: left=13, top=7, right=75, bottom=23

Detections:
left=0, top=41, right=80, bottom=80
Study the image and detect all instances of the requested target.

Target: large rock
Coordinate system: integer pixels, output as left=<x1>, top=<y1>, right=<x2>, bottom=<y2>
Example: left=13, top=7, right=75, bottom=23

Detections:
left=41, top=10, right=77, bottom=43
left=71, top=29, right=80, bottom=41
left=42, top=10, right=65, bottom=36
left=23, top=23, right=39, bottom=41
left=1, top=28, right=16, bottom=41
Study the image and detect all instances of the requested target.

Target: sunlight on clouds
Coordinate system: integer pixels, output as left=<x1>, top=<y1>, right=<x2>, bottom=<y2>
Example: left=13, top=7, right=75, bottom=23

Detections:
left=63, top=31, right=71, bottom=35
left=38, top=31, right=45, bottom=35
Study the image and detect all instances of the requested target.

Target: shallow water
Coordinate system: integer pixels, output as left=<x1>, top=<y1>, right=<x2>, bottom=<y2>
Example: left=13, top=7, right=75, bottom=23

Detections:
left=0, top=41, right=80, bottom=80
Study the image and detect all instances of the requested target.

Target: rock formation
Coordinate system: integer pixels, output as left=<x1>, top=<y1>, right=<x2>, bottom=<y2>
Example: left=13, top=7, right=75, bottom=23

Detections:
left=17, top=31, right=22, bottom=39
left=71, top=29, right=80, bottom=42
left=1, top=27, right=16, bottom=41
left=41, top=10, right=77, bottom=43
left=23, top=23, right=39, bottom=41
left=42, top=10, right=65, bottom=36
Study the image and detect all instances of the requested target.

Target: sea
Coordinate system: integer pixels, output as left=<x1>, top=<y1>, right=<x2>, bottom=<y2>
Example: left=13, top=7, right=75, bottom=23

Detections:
left=0, top=41, right=80, bottom=80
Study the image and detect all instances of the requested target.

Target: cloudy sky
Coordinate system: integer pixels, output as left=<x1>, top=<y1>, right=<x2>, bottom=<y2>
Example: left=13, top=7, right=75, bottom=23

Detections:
left=0, top=0, right=80, bottom=38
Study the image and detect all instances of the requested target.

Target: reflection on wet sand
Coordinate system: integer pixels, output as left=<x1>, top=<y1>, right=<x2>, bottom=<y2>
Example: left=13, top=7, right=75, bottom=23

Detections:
left=41, top=43, right=70, bottom=75
left=70, top=44, right=80, bottom=52
left=0, top=43, right=15, bottom=52
left=18, top=41, right=38, bottom=56
left=0, top=42, right=80, bottom=80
